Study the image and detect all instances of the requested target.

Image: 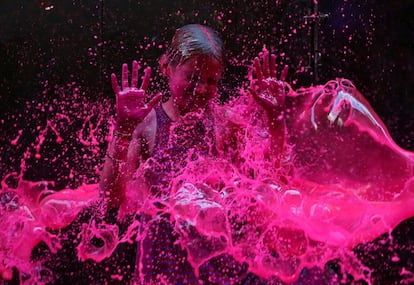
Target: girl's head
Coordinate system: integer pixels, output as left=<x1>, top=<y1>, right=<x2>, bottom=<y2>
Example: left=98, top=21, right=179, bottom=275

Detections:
left=161, top=24, right=224, bottom=114
left=163, top=24, right=224, bottom=67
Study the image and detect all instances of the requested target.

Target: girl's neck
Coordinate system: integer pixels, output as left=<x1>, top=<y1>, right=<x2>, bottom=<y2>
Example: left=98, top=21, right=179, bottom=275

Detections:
left=162, top=99, right=181, bottom=122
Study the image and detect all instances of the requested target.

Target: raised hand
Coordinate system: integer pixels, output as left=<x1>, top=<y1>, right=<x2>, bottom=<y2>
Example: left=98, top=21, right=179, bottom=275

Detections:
left=111, top=60, right=162, bottom=133
left=248, top=50, right=289, bottom=113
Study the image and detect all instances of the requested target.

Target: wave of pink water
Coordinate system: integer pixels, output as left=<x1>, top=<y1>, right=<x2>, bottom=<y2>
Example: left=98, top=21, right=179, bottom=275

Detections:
left=1, top=79, right=413, bottom=284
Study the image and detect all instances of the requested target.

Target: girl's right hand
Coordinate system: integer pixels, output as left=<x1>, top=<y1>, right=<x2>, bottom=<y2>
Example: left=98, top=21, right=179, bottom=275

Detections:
left=248, top=50, right=289, bottom=114
left=111, top=60, right=162, bottom=133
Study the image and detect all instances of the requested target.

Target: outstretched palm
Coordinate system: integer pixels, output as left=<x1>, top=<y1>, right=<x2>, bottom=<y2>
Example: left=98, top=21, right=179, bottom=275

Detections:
left=111, top=60, right=161, bottom=133
left=249, top=50, right=289, bottom=112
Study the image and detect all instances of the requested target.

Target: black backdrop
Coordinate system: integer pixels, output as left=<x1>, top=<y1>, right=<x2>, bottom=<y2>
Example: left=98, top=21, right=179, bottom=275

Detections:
left=1, top=0, right=413, bottom=142
left=0, top=1, right=413, bottom=284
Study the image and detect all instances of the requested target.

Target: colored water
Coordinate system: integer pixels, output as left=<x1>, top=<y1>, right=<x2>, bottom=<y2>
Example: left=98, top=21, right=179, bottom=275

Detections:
left=1, top=79, right=413, bottom=284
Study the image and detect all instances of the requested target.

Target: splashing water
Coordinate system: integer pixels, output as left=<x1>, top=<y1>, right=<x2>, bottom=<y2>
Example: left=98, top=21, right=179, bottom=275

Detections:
left=1, top=79, right=413, bottom=284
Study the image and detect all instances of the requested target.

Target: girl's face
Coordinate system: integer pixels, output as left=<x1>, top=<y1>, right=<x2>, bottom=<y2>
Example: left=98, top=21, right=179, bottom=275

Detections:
left=167, top=55, right=223, bottom=114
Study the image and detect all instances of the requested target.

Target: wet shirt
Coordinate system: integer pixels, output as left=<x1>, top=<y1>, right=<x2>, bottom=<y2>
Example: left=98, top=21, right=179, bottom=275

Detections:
left=143, top=104, right=216, bottom=198
left=135, top=104, right=258, bottom=285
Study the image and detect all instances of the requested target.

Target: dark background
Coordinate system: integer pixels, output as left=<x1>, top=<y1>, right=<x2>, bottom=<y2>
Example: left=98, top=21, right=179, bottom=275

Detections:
left=0, top=0, right=413, bottom=284
left=0, top=0, right=413, bottom=184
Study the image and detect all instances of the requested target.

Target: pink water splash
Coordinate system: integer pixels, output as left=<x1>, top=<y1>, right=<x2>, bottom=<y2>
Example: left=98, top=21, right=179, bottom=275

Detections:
left=149, top=78, right=414, bottom=283
left=0, top=79, right=413, bottom=284
left=0, top=176, right=97, bottom=283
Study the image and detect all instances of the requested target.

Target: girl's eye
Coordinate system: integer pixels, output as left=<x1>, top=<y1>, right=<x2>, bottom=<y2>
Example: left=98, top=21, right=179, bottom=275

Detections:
left=207, top=78, right=218, bottom=86
left=192, top=74, right=200, bottom=81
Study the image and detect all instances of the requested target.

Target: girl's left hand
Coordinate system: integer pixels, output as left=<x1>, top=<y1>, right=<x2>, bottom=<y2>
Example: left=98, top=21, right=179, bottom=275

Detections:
left=248, top=51, right=289, bottom=113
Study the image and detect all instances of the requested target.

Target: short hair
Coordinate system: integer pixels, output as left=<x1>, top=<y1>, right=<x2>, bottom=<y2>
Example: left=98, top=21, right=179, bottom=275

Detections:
left=164, top=24, right=224, bottom=67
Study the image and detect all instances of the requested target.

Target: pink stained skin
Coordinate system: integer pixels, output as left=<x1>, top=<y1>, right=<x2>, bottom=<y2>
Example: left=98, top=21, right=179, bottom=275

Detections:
left=248, top=49, right=290, bottom=165
left=98, top=61, right=163, bottom=208
left=111, top=61, right=162, bottom=133
left=166, top=55, right=223, bottom=116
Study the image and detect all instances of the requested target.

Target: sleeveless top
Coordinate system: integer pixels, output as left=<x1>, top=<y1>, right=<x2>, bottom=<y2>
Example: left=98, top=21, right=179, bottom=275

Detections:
left=143, top=103, right=216, bottom=199
left=135, top=104, right=263, bottom=285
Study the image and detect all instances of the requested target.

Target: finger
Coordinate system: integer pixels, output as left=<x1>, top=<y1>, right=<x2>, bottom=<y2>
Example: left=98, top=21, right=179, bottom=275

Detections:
left=111, top=73, right=121, bottom=94
left=248, top=87, right=259, bottom=102
left=262, top=51, right=270, bottom=78
left=270, top=54, right=277, bottom=78
left=141, top=66, right=152, bottom=91
left=254, top=57, right=263, bottom=83
left=122, top=63, right=129, bottom=89
left=146, top=93, right=163, bottom=110
left=248, top=87, right=267, bottom=107
left=131, top=60, right=139, bottom=88
left=280, top=65, right=289, bottom=81
left=247, top=87, right=256, bottom=95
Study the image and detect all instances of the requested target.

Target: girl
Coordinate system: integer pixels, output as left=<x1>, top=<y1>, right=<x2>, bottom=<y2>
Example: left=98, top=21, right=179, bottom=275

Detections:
left=100, top=24, right=286, bottom=284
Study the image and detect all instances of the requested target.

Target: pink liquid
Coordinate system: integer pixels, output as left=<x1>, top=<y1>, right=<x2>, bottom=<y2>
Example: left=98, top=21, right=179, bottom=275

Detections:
left=1, top=79, right=413, bottom=284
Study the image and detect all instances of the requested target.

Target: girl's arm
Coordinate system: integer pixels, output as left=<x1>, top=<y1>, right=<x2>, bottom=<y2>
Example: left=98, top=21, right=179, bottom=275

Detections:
left=248, top=51, right=289, bottom=163
left=99, top=61, right=161, bottom=208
